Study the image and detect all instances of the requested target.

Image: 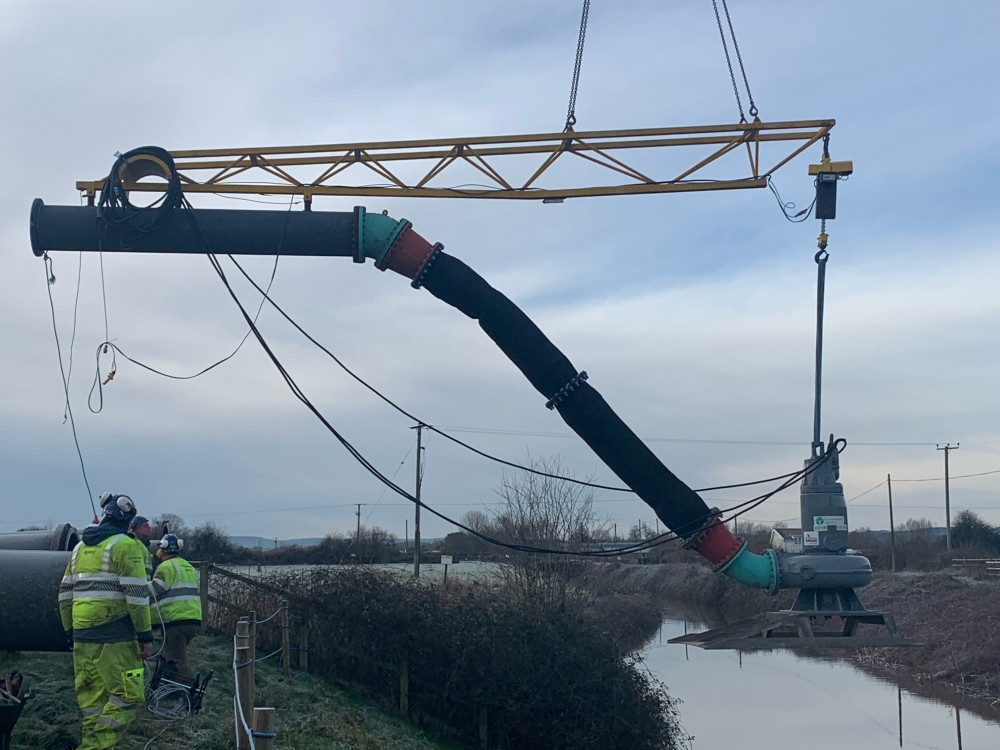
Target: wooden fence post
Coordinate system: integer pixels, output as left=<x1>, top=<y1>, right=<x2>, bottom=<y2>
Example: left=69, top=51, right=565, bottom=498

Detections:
left=399, top=652, right=409, bottom=713
left=280, top=600, right=291, bottom=677
left=252, top=707, right=276, bottom=750
left=235, top=645, right=253, bottom=749
left=237, top=618, right=252, bottom=701
left=198, top=562, right=210, bottom=633
left=299, top=619, right=309, bottom=673
left=248, top=611, right=257, bottom=688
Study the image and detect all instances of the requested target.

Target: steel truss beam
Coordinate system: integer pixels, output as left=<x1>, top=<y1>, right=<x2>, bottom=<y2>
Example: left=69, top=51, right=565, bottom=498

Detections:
left=76, top=120, right=834, bottom=202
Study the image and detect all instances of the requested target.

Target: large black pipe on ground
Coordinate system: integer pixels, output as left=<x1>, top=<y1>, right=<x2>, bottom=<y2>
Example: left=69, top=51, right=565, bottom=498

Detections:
left=0, top=524, right=79, bottom=552
left=0, top=550, right=70, bottom=651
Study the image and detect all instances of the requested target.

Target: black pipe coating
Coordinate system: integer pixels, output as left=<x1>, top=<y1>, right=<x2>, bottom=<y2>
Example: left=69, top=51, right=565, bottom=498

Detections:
left=0, top=524, right=79, bottom=552
left=30, top=200, right=355, bottom=258
left=420, top=252, right=712, bottom=536
left=0, top=550, right=70, bottom=652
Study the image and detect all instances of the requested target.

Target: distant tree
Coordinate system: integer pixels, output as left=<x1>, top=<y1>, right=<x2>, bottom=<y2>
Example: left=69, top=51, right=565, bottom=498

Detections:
left=353, top=526, right=398, bottom=563
left=899, top=517, right=933, bottom=531
left=627, top=521, right=655, bottom=541
left=442, top=530, right=493, bottom=558
left=186, top=521, right=240, bottom=562
left=461, top=510, right=490, bottom=534
left=486, top=455, right=610, bottom=604
left=735, top=521, right=773, bottom=554
left=893, top=517, right=946, bottom=571
left=489, top=455, right=608, bottom=550
left=952, top=510, right=1000, bottom=555
left=153, top=513, right=190, bottom=539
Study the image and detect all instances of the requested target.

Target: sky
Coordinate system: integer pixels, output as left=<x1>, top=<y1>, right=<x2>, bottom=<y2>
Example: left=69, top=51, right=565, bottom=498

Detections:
left=0, top=0, right=997, bottom=544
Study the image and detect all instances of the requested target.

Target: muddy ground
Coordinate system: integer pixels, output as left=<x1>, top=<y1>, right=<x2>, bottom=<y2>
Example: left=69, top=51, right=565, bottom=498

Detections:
left=588, top=560, right=1000, bottom=722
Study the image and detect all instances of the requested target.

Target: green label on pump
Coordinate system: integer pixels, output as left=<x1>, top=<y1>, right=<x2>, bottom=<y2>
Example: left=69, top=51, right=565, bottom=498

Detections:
left=813, top=515, right=846, bottom=531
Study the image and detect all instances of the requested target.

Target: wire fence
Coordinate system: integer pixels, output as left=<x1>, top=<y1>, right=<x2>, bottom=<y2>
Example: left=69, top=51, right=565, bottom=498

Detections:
left=197, top=561, right=678, bottom=750
left=203, top=562, right=490, bottom=746
left=220, top=586, right=283, bottom=750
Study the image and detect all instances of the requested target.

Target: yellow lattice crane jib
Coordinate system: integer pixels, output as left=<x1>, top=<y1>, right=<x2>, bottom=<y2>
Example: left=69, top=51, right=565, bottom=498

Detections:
left=75, top=121, right=837, bottom=206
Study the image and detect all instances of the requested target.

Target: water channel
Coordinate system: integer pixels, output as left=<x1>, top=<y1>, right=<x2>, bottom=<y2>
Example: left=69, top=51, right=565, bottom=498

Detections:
left=643, top=614, right=1000, bottom=750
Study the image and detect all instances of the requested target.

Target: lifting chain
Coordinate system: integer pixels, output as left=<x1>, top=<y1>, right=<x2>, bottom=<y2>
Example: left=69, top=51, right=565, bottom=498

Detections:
left=564, top=0, right=591, bottom=131
left=711, top=0, right=758, bottom=122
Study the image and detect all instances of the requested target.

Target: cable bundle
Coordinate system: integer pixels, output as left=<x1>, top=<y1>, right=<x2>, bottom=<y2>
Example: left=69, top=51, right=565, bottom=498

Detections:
left=97, top=146, right=183, bottom=237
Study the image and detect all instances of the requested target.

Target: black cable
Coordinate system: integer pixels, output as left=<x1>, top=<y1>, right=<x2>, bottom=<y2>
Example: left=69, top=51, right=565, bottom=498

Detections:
left=209, top=224, right=844, bottom=558
left=581, top=441, right=843, bottom=557
left=42, top=253, right=97, bottom=517
left=96, top=147, right=183, bottom=236
left=63, top=251, right=84, bottom=423
left=224, top=253, right=807, bottom=496
left=767, top=176, right=816, bottom=223
left=87, top=195, right=293, bottom=413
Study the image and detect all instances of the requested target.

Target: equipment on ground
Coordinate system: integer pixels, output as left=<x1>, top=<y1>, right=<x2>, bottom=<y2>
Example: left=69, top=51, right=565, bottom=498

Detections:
left=147, top=657, right=213, bottom=718
left=0, top=671, right=29, bottom=750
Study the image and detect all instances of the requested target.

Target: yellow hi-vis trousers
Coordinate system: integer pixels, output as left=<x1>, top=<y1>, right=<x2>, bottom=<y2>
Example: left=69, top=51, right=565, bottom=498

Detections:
left=73, top=641, right=145, bottom=750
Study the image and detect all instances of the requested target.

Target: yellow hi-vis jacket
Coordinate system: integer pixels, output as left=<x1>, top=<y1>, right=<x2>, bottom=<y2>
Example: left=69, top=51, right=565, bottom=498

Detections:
left=59, top=532, right=153, bottom=644
left=151, top=556, right=202, bottom=626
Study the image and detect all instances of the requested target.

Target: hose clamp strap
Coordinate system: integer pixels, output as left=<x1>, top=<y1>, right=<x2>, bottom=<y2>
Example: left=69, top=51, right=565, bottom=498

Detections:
left=352, top=206, right=366, bottom=263
left=680, top=508, right=723, bottom=552
left=411, top=243, right=444, bottom=289
left=545, top=371, right=588, bottom=410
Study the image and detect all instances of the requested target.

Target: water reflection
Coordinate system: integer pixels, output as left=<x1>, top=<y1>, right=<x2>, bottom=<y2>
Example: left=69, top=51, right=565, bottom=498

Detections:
left=643, top=616, right=998, bottom=750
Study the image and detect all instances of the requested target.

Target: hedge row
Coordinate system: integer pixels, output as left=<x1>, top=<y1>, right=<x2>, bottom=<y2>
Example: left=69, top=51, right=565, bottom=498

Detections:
left=209, top=566, right=685, bottom=750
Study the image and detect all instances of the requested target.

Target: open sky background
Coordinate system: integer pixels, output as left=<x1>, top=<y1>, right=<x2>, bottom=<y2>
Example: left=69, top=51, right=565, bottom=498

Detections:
left=1, top=0, right=997, bottom=544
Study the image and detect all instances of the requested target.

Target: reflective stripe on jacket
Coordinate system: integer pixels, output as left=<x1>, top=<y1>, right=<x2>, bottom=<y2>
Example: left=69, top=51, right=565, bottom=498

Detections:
left=151, top=556, right=202, bottom=625
left=59, top=533, right=152, bottom=642
left=141, top=543, right=153, bottom=579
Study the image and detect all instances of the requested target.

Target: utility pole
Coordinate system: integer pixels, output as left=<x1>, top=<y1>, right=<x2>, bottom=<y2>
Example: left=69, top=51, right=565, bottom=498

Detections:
left=355, top=503, right=364, bottom=541
left=936, top=443, right=959, bottom=551
left=887, top=474, right=896, bottom=574
left=411, top=423, right=426, bottom=578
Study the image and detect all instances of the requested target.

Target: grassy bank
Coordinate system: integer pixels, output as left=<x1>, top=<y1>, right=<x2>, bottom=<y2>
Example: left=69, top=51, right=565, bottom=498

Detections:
left=3, top=635, right=463, bottom=750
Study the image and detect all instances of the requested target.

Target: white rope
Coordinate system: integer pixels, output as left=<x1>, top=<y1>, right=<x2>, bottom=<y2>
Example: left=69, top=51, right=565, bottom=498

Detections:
left=251, top=605, right=286, bottom=625
left=232, top=634, right=257, bottom=750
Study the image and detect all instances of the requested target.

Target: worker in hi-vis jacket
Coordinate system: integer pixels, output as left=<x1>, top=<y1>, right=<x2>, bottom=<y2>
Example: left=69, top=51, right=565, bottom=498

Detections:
left=150, top=533, right=203, bottom=682
left=59, top=492, right=153, bottom=750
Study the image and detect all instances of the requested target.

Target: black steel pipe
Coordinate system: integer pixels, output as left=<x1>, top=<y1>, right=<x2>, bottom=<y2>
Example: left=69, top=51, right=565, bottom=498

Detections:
left=30, top=199, right=355, bottom=258
left=0, top=524, right=79, bottom=552
left=0, top=550, right=70, bottom=652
